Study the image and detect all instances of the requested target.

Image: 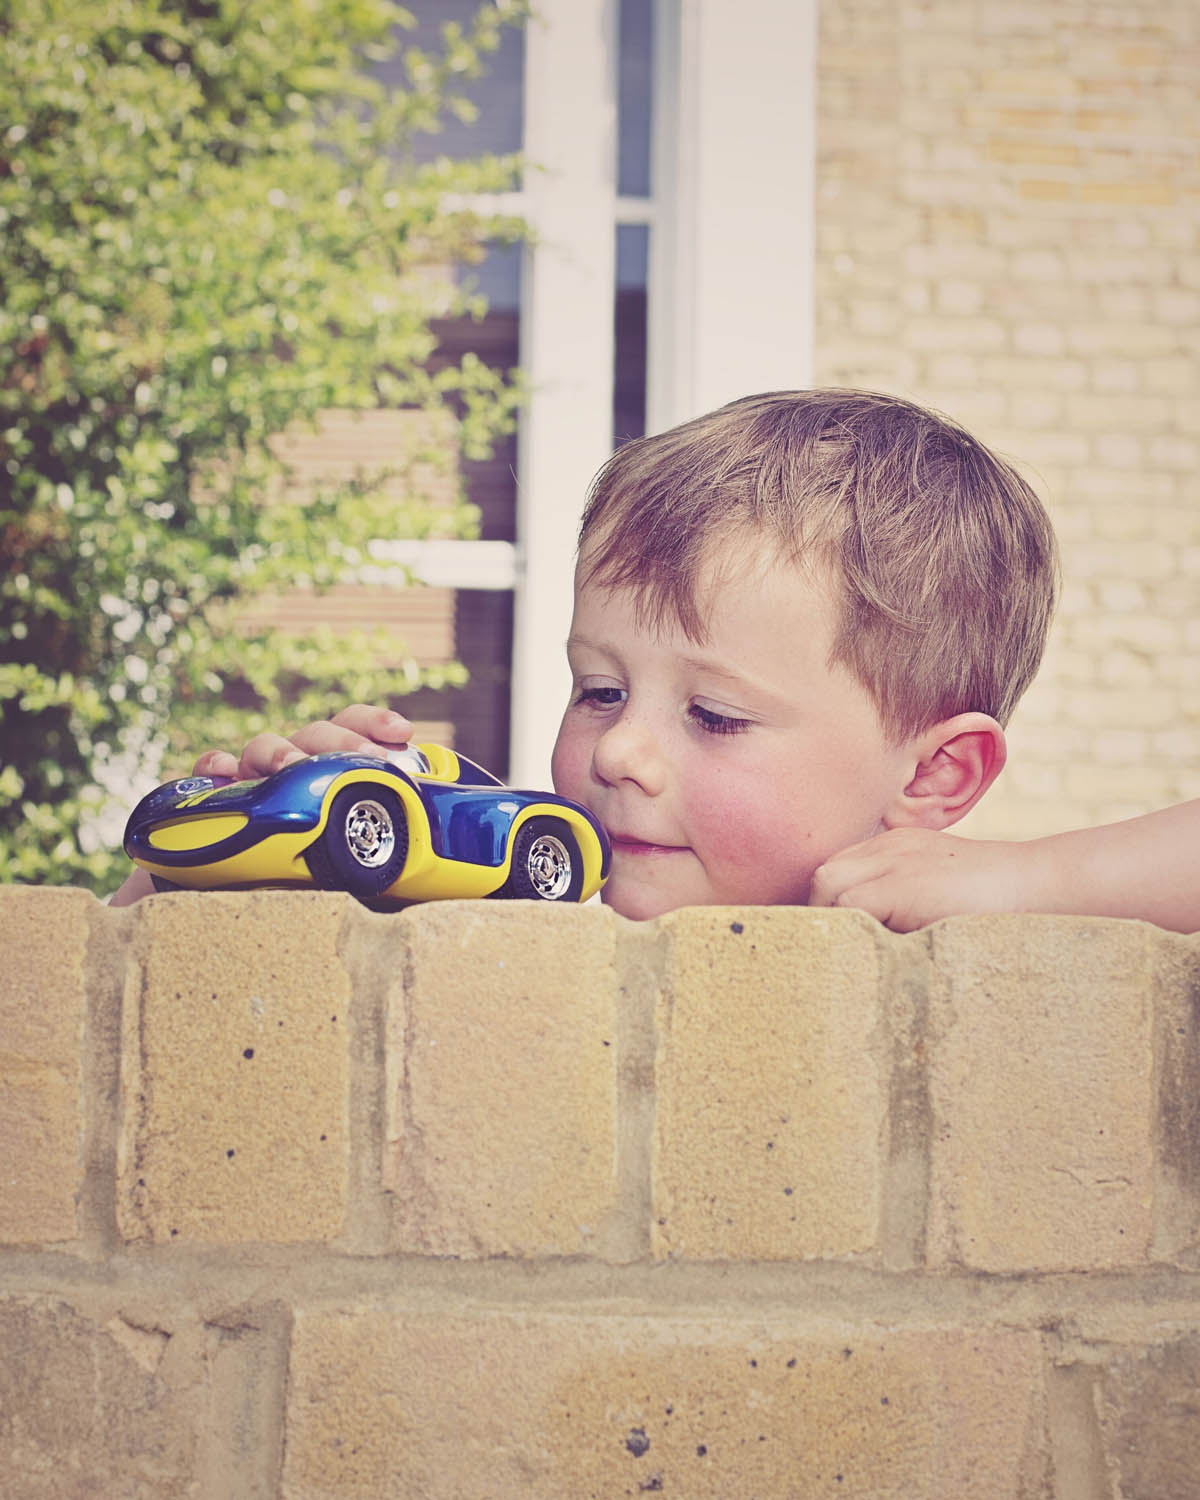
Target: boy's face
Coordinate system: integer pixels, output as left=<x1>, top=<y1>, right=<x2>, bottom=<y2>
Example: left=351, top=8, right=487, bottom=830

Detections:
left=551, top=541, right=918, bottom=920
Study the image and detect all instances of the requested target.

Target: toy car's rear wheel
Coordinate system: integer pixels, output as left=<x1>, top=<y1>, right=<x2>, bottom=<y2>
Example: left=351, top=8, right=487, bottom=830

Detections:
left=501, top=818, right=584, bottom=902
left=305, top=784, right=408, bottom=900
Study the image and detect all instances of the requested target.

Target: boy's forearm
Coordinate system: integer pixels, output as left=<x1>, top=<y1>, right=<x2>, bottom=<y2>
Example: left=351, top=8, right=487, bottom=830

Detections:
left=1032, top=800, right=1200, bottom=933
left=109, top=867, right=155, bottom=906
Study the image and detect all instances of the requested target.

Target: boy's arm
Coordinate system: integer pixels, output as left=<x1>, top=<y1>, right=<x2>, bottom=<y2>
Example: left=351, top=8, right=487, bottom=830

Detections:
left=108, top=704, right=412, bottom=905
left=809, top=800, right=1200, bottom=935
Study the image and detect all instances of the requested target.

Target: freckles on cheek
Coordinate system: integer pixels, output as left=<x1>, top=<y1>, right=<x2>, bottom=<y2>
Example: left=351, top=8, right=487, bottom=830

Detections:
left=549, top=720, right=573, bottom=791
left=692, top=781, right=810, bottom=871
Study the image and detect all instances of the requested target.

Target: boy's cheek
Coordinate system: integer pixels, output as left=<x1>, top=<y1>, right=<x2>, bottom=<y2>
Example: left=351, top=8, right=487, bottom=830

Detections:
left=690, top=788, right=831, bottom=902
left=549, top=721, right=583, bottom=800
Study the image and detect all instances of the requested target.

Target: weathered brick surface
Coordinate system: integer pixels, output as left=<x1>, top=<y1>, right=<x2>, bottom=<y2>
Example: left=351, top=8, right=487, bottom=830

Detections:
left=117, top=890, right=353, bottom=1244
left=652, top=908, right=886, bottom=1261
left=0, top=1296, right=199, bottom=1497
left=1, top=888, right=1197, bottom=1497
left=384, top=901, right=622, bottom=1256
left=1096, top=1334, right=1200, bottom=1500
left=0, top=885, right=90, bottom=1244
left=1152, top=934, right=1200, bottom=1259
left=927, top=916, right=1156, bottom=1271
left=282, top=1306, right=1048, bottom=1499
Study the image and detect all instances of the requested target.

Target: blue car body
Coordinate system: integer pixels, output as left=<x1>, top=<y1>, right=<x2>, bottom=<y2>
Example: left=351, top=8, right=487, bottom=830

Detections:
left=124, top=745, right=610, bottom=905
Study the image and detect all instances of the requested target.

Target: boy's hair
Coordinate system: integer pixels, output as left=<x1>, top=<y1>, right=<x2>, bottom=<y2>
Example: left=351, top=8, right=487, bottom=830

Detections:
left=578, top=389, right=1059, bottom=741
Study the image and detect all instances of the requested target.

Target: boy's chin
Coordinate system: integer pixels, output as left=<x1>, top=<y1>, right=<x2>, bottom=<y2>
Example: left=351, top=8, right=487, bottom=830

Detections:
left=600, top=880, right=681, bottom=922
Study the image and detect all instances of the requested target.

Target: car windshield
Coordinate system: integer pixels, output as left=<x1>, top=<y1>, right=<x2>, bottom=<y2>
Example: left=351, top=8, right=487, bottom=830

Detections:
left=385, top=745, right=431, bottom=775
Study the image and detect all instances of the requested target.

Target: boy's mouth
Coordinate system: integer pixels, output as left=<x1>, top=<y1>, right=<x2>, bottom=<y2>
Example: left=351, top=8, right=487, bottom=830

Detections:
left=608, top=834, right=687, bottom=857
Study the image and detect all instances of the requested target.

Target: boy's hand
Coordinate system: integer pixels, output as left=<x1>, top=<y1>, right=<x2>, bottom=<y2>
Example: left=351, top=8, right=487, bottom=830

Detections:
left=809, top=827, right=1041, bottom=932
left=193, top=704, right=414, bottom=783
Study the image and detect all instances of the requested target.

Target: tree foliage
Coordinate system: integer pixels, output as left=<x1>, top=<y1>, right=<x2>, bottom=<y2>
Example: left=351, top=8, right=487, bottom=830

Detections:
left=0, top=0, right=525, bottom=891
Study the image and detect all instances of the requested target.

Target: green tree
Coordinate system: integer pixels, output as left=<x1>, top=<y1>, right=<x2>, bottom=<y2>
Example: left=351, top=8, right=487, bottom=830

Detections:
left=0, top=0, right=525, bottom=892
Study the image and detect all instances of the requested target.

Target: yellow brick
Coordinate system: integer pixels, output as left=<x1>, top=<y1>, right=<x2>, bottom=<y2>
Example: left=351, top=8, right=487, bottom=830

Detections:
left=1114, top=45, right=1167, bottom=68
left=652, top=908, right=884, bottom=1261
left=928, top=918, right=1155, bottom=1271
left=987, top=140, right=1080, bottom=165
left=1018, top=178, right=1073, bottom=201
left=818, top=43, right=896, bottom=77
left=964, top=105, right=1068, bottom=130
left=1078, top=181, right=1174, bottom=205
left=905, top=315, right=1007, bottom=351
left=980, top=69, right=1081, bottom=98
left=0, top=1297, right=198, bottom=1489
left=384, top=903, right=621, bottom=1257
left=0, top=886, right=91, bottom=1244
left=117, top=891, right=353, bottom=1244
left=1076, top=109, right=1137, bottom=132
left=283, top=1308, right=1048, bottom=1500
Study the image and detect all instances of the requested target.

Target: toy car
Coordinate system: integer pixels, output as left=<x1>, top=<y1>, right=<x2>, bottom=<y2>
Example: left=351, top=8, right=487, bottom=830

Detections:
left=123, top=744, right=610, bottom=906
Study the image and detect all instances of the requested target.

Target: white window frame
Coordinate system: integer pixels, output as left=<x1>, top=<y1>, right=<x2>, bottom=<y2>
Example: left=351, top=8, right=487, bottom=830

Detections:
left=413, top=0, right=818, bottom=788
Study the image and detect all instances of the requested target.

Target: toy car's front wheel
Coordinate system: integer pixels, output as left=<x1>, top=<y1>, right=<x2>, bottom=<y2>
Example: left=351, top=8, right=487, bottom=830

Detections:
left=306, top=784, right=408, bottom=900
left=501, top=818, right=584, bottom=902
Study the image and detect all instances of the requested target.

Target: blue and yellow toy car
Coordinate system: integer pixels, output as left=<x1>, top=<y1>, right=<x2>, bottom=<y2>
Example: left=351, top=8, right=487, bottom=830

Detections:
left=123, top=744, right=610, bottom=906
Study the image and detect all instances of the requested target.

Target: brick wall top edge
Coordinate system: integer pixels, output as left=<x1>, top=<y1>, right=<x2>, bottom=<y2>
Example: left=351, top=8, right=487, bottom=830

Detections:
left=2, top=882, right=1197, bottom=943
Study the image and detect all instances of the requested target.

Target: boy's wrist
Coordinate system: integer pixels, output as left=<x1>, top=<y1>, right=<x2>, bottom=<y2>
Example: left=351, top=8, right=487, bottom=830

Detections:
left=1025, top=830, right=1091, bottom=919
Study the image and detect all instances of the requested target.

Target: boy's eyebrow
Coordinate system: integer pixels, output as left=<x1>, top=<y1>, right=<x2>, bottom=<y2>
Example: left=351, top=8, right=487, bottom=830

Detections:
left=569, top=633, right=790, bottom=706
left=677, top=652, right=784, bottom=701
left=565, top=632, right=608, bottom=656
left=569, top=616, right=804, bottom=691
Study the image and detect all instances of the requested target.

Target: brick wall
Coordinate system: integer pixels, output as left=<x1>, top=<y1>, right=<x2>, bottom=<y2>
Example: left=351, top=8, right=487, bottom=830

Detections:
left=815, top=0, right=1199, bottom=841
left=3, top=882, right=1200, bottom=1497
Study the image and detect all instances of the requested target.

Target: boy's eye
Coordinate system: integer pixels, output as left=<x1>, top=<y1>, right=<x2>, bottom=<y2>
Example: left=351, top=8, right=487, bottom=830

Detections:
left=689, top=703, right=752, bottom=736
left=573, top=684, right=626, bottom=709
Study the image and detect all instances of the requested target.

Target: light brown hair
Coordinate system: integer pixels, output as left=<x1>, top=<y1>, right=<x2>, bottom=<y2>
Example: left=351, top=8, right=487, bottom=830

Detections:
left=578, top=389, right=1059, bottom=740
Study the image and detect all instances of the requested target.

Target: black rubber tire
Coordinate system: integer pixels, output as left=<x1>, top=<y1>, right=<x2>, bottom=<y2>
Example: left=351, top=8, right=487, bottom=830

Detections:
left=150, top=874, right=183, bottom=893
left=305, top=784, right=408, bottom=900
left=498, top=817, right=584, bottom=902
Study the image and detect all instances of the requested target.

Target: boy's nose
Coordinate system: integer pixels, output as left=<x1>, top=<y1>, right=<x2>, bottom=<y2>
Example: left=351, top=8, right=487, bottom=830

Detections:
left=591, top=712, right=667, bottom=797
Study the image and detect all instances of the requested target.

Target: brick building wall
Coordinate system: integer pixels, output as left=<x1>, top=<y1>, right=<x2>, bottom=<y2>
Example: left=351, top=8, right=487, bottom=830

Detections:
left=4, top=882, right=1200, bottom=1496
left=815, top=0, right=1199, bottom=840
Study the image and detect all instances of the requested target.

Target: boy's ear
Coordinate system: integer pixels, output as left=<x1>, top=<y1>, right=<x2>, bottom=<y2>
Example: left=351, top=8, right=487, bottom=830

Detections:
left=882, top=713, right=1007, bottom=831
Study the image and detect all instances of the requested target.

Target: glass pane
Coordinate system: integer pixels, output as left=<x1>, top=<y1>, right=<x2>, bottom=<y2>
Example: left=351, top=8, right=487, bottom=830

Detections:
left=375, top=0, right=525, bottom=162
left=614, top=223, right=649, bottom=443
left=388, top=590, right=514, bottom=775
left=617, top=0, right=653, bottom=197
left=462, top=239, right=522, bottom=314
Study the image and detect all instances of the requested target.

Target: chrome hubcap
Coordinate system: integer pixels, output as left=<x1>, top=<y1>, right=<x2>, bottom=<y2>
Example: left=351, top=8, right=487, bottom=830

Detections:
left=527, top=832, right=572, bottom=899
left=343, top=798, right=396, bottom=868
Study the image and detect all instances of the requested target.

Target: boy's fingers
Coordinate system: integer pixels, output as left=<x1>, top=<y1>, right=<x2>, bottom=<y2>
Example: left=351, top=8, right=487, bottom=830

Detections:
left=191, top=707, right=414, bottom=786
left=810, top=863, right=906, bottom=930
left=808, top=849, right=877, bottom=907
left=192, top=749, right=241, bottom=779
left=285, top=718, right=403, bottom=760
left=235, top=732, right=311, bottom=780
left=328, top=704, right=413, bottom=746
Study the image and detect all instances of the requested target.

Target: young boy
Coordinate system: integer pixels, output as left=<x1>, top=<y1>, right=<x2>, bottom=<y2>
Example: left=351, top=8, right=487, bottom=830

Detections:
left=111, top=389, right=1199, bottom=932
